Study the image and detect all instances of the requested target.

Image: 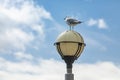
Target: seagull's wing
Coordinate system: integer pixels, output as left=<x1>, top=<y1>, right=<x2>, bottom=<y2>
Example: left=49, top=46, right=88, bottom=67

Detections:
left=67, top=18, right=81, bottom=24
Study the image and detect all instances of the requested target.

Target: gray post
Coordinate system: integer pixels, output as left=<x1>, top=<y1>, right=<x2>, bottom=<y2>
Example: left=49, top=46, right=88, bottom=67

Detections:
left=65, top=68, right=74, bottom=80
left=63, top=56, right=75, bottom=80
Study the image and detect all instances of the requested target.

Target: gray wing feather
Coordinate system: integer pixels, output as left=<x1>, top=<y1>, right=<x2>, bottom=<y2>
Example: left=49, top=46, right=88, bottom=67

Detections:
left=67, top=19, right=81, bottom=24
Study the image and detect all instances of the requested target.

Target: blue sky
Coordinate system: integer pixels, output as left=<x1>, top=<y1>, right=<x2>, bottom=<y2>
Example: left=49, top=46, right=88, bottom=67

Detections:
left=0, top=0, right=120, bottom=80
left=35, top=0, right=120, bottom=63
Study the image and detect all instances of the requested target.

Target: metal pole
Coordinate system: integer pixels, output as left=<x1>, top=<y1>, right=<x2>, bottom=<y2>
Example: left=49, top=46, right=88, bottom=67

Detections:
left=63, top=56, right=75, bottom=80
left=65, top=67, right=74, bottom=80
left=65, top=62, right=74, bottom=80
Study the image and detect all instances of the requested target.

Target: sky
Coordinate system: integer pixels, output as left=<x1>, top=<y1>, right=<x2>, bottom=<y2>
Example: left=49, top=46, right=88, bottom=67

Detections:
left=0, top=0, right=120, bottom=80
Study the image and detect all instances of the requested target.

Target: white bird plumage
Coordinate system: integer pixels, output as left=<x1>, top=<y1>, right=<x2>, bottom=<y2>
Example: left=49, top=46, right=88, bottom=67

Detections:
left=64, top=16, right=82, bottom=30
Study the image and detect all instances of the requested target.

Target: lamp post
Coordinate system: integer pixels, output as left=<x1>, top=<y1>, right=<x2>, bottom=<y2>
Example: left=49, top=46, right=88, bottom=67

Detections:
left=54, top=30, right=85, bottom=80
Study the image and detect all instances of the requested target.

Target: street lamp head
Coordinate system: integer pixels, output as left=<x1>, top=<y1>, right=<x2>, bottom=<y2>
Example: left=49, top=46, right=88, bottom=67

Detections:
left=54, top=30, right=85, bottom=62
left=54, top=30, right=85, bottom=80
left=54, top=17, right=85, bottom=80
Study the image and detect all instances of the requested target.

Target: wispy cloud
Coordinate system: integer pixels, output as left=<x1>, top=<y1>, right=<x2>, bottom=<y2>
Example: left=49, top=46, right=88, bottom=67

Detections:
left=87, top=18, right=108, bottom=29
left=13, top=52, right=34, bottom=60
left=0, top=28, right=34, bottom=53
left=0, top=58, right=119, bottom=80
left=0, top=0, right=52, bottom=53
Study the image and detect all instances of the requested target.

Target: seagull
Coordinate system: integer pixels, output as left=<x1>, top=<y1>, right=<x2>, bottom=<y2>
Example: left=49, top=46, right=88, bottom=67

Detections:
left=64, top=16, right=82, bottom=30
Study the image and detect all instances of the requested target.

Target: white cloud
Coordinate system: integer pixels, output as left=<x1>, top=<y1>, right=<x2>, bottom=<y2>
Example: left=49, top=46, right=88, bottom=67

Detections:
left=74, top=62, right=120, bottom=80
left=87, top=18, right=108, bottom=29
left=0, top=28, right=34, bottom=53
left=98, top=19, right=108, bottom=29
left=0, top=58, right=120, bottom=80
left=0, top=0, right=52, bottom=25
left=14, top=52, right=34, bottom=60
left=0, top=0, right=52, bottom=53
left=87, top=18, right=97, bottom=26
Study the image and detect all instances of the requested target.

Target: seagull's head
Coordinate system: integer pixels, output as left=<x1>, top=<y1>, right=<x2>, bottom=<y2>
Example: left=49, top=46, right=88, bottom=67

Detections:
left=64, top=16, right=71, bottom=21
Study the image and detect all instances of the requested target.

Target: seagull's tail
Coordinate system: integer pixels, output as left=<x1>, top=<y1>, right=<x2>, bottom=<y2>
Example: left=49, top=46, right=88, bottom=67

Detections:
left=78, top=21, right=82, bottom=24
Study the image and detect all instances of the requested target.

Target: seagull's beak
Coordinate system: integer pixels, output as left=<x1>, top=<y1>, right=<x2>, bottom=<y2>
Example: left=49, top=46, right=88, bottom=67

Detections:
left=64, top=16, right=68, bottom=20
